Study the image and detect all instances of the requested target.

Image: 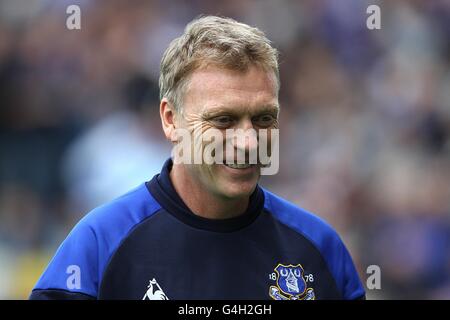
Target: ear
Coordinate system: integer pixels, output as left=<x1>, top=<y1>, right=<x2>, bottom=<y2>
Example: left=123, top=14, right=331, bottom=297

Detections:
left=160, top=98, right=178, bottom=143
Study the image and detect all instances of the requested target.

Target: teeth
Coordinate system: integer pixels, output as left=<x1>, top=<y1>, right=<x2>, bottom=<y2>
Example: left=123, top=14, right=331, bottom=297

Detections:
left=225, top=163, right=253, bottom=169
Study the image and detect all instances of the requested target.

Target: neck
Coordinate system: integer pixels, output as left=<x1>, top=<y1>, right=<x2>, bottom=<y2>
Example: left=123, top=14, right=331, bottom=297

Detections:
left=169, top=164, right=249, bottom=219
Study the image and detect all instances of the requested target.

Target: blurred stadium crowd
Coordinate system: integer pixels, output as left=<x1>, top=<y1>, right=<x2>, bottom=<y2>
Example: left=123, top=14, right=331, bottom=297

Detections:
left=0, top=0, right=449, bottom=299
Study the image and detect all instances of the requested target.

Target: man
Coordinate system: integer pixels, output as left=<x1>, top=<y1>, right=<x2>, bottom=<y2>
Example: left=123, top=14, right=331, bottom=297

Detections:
left=30, top=16, right=365, bottom=300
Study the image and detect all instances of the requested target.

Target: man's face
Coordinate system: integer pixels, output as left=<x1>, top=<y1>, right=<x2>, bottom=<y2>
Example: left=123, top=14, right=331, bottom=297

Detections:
left=174, top=64, right=279, bottom=200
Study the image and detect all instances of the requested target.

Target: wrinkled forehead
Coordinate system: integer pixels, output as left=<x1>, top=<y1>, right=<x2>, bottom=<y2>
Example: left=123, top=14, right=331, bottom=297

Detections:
left=183, top=64, right=279, bottom=115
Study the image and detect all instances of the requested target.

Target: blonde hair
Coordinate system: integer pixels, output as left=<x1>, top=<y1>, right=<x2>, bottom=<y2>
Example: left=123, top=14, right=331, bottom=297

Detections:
left=159, top=15, right=279, bottom=112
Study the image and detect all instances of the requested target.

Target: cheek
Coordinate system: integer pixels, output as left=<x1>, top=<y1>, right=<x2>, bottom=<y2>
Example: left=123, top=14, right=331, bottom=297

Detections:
left=197, top=126, right=227, bottom=162
left=179, top=115, right=221, bottom=163
left=197, top=164, right=226, bottom=191
left=186, top=117, right=215, bottom=143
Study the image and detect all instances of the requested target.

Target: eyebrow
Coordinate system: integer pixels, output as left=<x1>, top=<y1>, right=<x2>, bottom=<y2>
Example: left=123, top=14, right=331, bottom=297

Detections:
left=201, top=104, right=280, bottom=118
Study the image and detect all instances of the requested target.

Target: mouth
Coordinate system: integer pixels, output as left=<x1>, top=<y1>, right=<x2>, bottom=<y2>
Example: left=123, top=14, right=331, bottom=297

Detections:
left=221, top=163, right=259, bottom=177
left=224, top=163, right=255, bottom=169
left=219, top=162, right=259, bottom=182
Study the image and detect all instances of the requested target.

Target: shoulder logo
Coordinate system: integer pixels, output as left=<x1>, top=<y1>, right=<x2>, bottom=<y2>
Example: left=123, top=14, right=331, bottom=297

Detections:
left=142, top=278, right=169, bottom=300
left=269, top=263, right=315, bottom=300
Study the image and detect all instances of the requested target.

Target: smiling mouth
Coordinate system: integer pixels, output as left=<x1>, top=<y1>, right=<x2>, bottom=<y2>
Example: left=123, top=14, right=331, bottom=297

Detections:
left=223, top=163, right=256, bottom=169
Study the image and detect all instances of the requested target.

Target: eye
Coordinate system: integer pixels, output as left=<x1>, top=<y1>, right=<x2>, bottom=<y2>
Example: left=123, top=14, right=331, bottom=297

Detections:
left=253, top=114, right=276, bottom=128
left=210, top=115, right=235, bottom=128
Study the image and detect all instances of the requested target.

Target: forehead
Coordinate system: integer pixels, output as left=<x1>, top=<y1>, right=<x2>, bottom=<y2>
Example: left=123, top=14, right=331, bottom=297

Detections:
left=183, top=65, right=279, bottom=113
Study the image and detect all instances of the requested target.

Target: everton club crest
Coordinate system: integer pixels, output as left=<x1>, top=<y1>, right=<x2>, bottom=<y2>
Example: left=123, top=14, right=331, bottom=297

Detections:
left=269, top=263, right=315, bottom=300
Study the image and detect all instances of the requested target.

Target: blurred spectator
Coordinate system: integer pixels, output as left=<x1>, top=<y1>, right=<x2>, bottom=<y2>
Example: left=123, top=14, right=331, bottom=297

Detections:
left=61, top=74, right=170, bottom=217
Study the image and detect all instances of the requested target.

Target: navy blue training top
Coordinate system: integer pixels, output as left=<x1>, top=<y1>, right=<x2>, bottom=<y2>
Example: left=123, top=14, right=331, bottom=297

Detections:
left=30, top=159, right=365, bottom=300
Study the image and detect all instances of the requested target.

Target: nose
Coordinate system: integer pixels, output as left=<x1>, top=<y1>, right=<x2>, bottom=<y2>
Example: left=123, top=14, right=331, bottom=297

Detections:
left=231, top=119, right=258, bottom=162
left=240, top=128, right=258, bottom=152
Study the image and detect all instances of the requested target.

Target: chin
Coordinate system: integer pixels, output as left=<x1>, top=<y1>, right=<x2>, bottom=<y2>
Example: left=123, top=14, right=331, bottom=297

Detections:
left=217, top=180, right=258, bottom=199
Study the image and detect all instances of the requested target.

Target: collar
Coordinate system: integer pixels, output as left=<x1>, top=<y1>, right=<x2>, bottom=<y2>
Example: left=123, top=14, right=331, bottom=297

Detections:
left=146, top=158, right=264, bottom=232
